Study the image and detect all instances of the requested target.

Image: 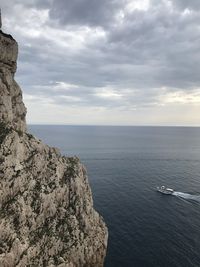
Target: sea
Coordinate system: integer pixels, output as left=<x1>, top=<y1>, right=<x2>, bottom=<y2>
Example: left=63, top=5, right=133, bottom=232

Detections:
left=29, top=125, right=200, bottom=267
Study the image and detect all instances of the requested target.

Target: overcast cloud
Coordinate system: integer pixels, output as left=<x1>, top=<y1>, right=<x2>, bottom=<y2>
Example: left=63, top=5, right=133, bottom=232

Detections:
left=1, top=0, right=200, bottom=125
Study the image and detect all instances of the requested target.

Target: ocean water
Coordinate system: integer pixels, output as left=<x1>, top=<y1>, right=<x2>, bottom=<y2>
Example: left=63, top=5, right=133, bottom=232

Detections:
left=29, top=125, right=200, bottom=267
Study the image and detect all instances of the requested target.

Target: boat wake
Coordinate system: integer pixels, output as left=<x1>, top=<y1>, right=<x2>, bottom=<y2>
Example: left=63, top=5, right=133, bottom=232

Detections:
left=173, top=191, right=200, bottom=203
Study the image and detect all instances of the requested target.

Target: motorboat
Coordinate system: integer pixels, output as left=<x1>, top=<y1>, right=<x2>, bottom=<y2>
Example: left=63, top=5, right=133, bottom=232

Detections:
left=156, top=185, right=174, bottom=195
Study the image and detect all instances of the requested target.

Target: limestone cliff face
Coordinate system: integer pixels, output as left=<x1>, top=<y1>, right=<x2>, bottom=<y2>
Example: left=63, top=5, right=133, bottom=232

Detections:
left=0, top=31, right=108, bottom=267
left=0, top=31, right=26, bottom=133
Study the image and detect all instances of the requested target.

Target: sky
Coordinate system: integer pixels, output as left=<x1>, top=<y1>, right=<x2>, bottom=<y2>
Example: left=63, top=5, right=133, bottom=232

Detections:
left=1, top=0, right=200, bottom=126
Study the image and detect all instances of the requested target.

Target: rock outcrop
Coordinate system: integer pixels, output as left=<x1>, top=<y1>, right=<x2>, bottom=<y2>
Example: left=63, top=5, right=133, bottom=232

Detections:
left=0, top=31, right=26, bottom=133
left=0, top=30, right=108, bottom=267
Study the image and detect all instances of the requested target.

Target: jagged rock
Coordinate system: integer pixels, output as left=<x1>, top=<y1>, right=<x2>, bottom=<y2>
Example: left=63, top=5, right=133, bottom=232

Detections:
left=0, top=30, right=108, bottom=267
left=0, top=30, right=26, bottom=133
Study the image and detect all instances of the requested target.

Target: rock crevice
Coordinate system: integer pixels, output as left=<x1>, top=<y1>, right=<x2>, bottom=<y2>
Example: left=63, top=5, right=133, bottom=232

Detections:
left=0, top=30, right=108, bottom=267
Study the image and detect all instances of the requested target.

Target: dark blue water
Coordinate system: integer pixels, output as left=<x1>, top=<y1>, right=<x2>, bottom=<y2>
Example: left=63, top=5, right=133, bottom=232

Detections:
left=29, top=125, right=200, bottom=267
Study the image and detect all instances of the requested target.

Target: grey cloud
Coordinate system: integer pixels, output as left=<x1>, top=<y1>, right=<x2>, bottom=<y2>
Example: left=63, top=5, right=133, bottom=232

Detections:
left=2, top=0, right=200, bottom=116
left=49, top=0, right=126, bottom=27
left=151, top=0, right=200, bottom=11
left=1, top=0, right=51, bottom=9
left=172, top=0, right=200, bottom=10
left=106, top=4, right=200, bottom=90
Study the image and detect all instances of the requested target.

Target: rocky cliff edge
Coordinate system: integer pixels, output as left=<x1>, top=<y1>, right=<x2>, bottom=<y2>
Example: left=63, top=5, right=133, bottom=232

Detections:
left=0, top=30, right=108, bottom=267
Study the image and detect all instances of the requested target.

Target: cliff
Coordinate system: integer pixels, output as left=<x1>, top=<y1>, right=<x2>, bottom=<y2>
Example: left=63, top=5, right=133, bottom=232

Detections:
left=0, top=30, right=108, bottom=267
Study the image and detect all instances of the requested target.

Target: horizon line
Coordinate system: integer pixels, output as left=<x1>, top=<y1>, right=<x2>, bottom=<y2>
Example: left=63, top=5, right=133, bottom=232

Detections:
left=27, top=123, right=200, bottom=128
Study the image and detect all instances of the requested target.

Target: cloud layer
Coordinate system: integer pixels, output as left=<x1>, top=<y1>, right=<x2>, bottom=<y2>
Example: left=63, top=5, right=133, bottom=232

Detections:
left=1, top=0, right=200, bottom=125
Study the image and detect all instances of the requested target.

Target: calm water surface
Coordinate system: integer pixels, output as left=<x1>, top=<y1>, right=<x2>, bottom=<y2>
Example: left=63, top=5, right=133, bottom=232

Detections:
left=29, top=125, right=200, bottom=267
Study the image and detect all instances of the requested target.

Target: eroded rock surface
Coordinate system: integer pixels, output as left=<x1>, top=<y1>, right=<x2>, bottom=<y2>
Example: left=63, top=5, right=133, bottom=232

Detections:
left=0, top=30, right=108, bottom=267
left=0, top=30, right=26, bottom=132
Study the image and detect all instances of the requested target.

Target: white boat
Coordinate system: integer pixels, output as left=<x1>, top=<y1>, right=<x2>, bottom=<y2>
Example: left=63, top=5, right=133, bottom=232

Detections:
left=156, top=186, right=174, bottom=195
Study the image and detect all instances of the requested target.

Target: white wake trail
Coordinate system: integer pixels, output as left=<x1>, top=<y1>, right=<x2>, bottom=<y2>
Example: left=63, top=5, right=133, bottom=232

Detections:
left=173, top=191, right=200, bottom=203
